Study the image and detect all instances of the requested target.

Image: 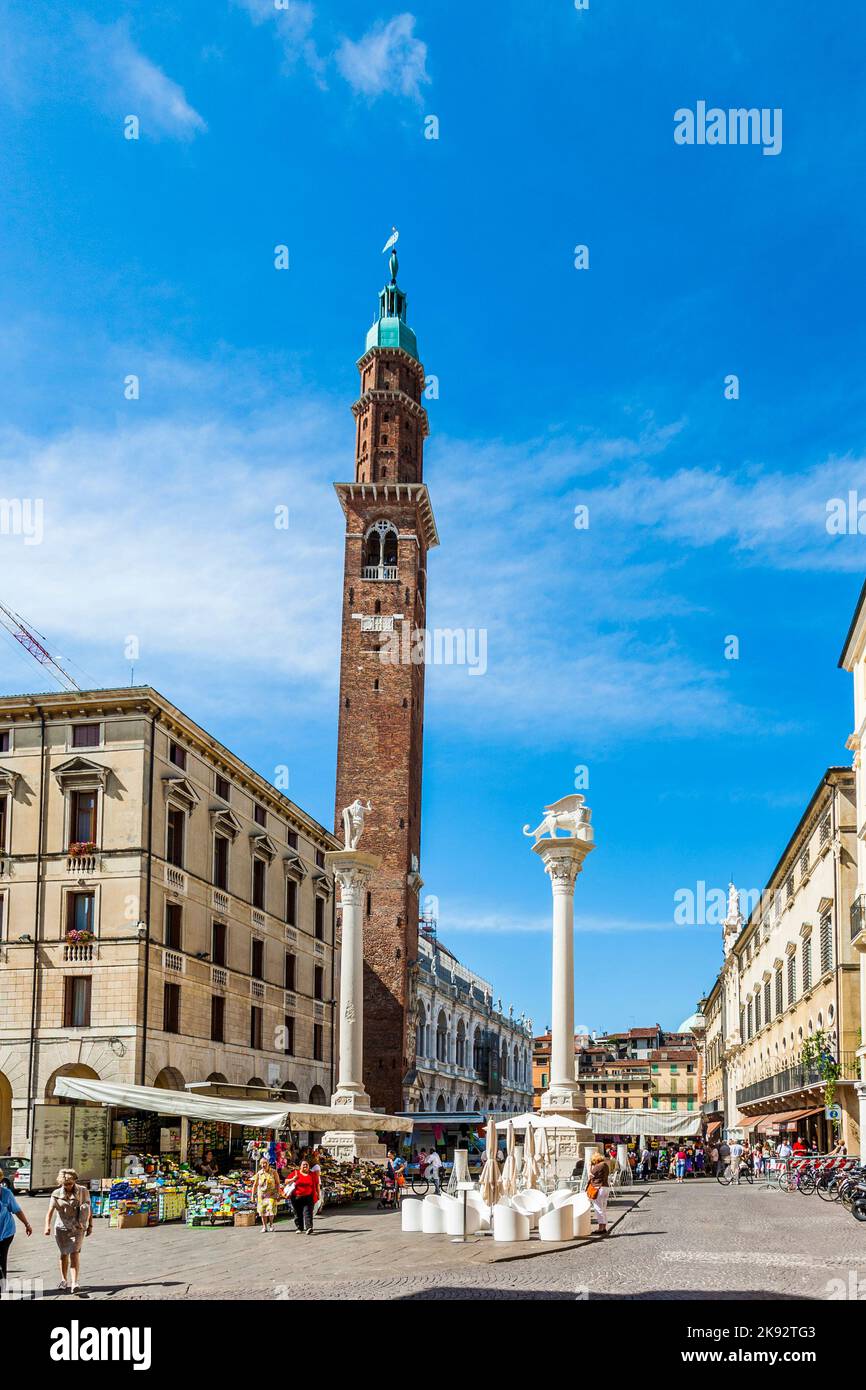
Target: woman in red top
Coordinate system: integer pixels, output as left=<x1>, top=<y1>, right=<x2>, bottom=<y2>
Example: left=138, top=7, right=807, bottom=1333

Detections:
left=287, top=1159, right=321, bottom=1235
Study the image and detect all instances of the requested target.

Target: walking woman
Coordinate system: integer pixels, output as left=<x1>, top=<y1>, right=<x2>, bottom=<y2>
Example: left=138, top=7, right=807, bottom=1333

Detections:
left=289, top=1158, right=320, bottom=1235
left=0, top=1170, right=32, bottom=1289
left=44, top=1168, right=91, bottom=1294
left=250, top=1156, right=280, bottom=1233
left=587, top=1151, right=611, bottom=1237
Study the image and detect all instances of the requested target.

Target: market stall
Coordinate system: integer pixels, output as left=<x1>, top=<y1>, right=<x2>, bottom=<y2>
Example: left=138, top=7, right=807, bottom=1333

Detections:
left=52, top=1077, right=409, bottom=1229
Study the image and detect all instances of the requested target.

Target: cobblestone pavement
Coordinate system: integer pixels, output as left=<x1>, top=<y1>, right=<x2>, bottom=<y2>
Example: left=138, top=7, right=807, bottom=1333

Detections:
left=6, top=1180, right=866, bottom=1300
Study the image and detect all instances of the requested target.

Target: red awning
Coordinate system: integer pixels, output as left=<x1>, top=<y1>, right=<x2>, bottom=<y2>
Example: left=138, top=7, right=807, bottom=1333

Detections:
left=753, top=1107, right=823, bottom=1134
left=705, top=1121, right=721, bottom=1137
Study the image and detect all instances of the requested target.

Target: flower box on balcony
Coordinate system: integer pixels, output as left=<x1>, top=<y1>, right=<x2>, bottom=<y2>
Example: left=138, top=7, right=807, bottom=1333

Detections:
left=68, top=842, right=97, bottom=857
left=66, top=929, right=94, bottom=945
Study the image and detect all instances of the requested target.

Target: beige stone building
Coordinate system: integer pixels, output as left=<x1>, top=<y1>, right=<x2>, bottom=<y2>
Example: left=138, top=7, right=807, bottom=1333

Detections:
left=699, top=768, right=862, bottom=1151
left=838, top=581, right=866, bottom=1156
left=0, top=687, right=340, bottom=1158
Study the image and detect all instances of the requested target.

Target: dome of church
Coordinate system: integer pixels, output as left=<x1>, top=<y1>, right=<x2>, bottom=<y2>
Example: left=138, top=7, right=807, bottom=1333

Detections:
left=678, top=1010, right=706, bottom=1034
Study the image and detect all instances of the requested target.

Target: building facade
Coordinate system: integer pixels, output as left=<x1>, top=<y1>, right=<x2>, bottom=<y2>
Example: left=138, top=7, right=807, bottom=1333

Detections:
left=412, top=926, right=532, bottom=1116
left=531, top=1028, right=699, bottom=1120
left=0, top=688, right=339, bottom=1157
left=333, top=246, right=437, bottom=1113
left=699, top=769, right=862, bottom=1150
left=837, top=579, right=866, bottom=1155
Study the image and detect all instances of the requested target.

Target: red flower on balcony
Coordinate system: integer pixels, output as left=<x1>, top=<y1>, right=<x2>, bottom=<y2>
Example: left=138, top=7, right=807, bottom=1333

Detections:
left=68, top=841, right=97, bottom=857
left=66, top=929, right=94, bottom=944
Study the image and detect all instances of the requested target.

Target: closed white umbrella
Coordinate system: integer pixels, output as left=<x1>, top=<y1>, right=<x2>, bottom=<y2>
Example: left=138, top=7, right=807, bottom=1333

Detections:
left=500, top=1119, right=518, bottom=1198
left=535, top=1121, right=550, bottom=1184
left=479, top=1117, right=502, bottom=1208
left=522, top=1117, right=541, bottom=1190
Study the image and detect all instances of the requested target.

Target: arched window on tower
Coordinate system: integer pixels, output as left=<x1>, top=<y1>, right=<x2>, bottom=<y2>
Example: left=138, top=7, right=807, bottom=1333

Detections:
left=362, top=521, right=399, bottom=581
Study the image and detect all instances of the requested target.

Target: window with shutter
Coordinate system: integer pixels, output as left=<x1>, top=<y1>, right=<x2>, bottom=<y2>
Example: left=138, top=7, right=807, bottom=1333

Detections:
left=802, top=938, right=812, bottom=990
left=820, top=914, right=833, bottom=974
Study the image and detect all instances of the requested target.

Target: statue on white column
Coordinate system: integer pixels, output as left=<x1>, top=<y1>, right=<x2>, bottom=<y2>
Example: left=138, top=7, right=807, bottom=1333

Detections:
left=523, top=794, right=593, bottom=843
left=341, top=798, right=372, bottom=851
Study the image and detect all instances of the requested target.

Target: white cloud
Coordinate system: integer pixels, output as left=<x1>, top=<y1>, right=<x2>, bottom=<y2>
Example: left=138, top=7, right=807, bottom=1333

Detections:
left=235, top=0, right=326, bottom=85
left=5, top=331, right=850, bottom=751
left=596, top=457, right=866, bottom=571
left=82, top=22, right=207, bottom=140
left=335, top=14, right=430, bottom=102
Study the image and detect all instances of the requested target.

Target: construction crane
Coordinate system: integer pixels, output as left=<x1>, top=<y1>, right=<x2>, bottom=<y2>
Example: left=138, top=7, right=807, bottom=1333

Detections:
left=0, top=600, right=80, bottom=692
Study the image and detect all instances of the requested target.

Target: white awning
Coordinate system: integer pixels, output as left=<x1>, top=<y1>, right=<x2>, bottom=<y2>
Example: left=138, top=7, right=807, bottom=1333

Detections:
left=494, top=1112, right=591, bottom=1133
left=52, top=1077, right=412, bottom=1133
left=588, top=1108, right=702, bottom=1137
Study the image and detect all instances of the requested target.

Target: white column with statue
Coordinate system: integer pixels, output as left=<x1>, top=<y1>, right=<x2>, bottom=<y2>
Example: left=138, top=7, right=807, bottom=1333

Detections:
left=320, top=799, right=386, bottom=1163
left=524, top=796, right=595, bottom=1175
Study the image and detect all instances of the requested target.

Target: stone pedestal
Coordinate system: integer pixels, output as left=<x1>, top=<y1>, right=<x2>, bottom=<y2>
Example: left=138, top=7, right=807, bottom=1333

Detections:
left=320, top=848, right=386, bottom=1164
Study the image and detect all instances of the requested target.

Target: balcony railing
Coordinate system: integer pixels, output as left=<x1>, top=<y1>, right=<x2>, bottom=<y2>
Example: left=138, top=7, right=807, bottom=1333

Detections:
left=851, top=894, right=865, bottom=942
left=63, top=941, right=96, bottom=963
left=362, top=565, right=398, bottom=581
left=164, top=865, right=187, bottom=894
left=736, top=1051, right=858, bottom=1107
left=67, top=852, right=99, bottom=875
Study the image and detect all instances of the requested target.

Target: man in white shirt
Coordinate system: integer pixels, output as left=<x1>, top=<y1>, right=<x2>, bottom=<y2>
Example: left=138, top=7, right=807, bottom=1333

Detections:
left=729, top=1139, right=745, bottom=1183
left=426, top=1148, right=442, bottom=1194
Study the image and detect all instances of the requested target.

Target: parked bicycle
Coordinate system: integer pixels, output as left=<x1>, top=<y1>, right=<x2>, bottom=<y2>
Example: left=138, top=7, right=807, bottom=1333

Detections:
left=717, top=1158, right=754, bottom=1186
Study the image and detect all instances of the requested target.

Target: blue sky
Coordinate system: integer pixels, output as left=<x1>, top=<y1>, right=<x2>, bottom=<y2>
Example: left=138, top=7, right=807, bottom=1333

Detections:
left=1, top=0, right=865, bottom=1034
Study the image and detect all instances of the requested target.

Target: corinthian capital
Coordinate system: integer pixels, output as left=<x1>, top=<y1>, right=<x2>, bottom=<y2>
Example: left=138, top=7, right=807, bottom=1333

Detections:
left=533, top=838, right=593, bottom=894
left=334, top=863, right=376, bottom=905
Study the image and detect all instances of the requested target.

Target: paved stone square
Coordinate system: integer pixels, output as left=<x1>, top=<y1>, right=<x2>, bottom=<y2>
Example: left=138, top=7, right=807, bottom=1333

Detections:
left=6, top=1180, right=866, bottom=1300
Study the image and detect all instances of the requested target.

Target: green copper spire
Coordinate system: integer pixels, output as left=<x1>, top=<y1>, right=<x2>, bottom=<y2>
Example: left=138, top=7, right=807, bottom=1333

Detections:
left=365, top=229, right=419, bottom=360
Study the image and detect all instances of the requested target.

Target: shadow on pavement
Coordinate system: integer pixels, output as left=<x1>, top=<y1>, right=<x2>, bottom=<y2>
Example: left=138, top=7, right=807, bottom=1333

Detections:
left=395, top=1287, right=821, bottom=1301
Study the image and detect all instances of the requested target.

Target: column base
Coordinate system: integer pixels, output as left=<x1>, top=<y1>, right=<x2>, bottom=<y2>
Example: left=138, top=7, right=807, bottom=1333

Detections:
left=330, top=1086, right=374, bottom=1110
left=540, top=1085, right=587, bottom=1118
left=320, top=1089, right=387, bottom=1163
left=539, top=1089, right=593, bottom=1179
left=320, top=1131, right=387, bottom=1164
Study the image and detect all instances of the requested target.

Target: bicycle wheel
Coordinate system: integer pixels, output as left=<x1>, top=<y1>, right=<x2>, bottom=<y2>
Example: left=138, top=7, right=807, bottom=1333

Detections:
left=716, top=1164, right=734, bottom=1186
left=851, top=1196, right=866, bottom=1223
left=816, top=1176, right=838, bottom=1202
left=740, top=1166, right=754, bottom=1184
left=411, top=1175, right=429, bottom=1196
left=798, top=1169, right=817, bottom=1195
left=778, top=1168, right=795, bottom=1193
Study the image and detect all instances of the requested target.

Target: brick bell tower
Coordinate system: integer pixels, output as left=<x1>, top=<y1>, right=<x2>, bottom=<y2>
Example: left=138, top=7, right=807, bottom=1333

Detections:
left=334, top=241, right=438, bottom=1114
